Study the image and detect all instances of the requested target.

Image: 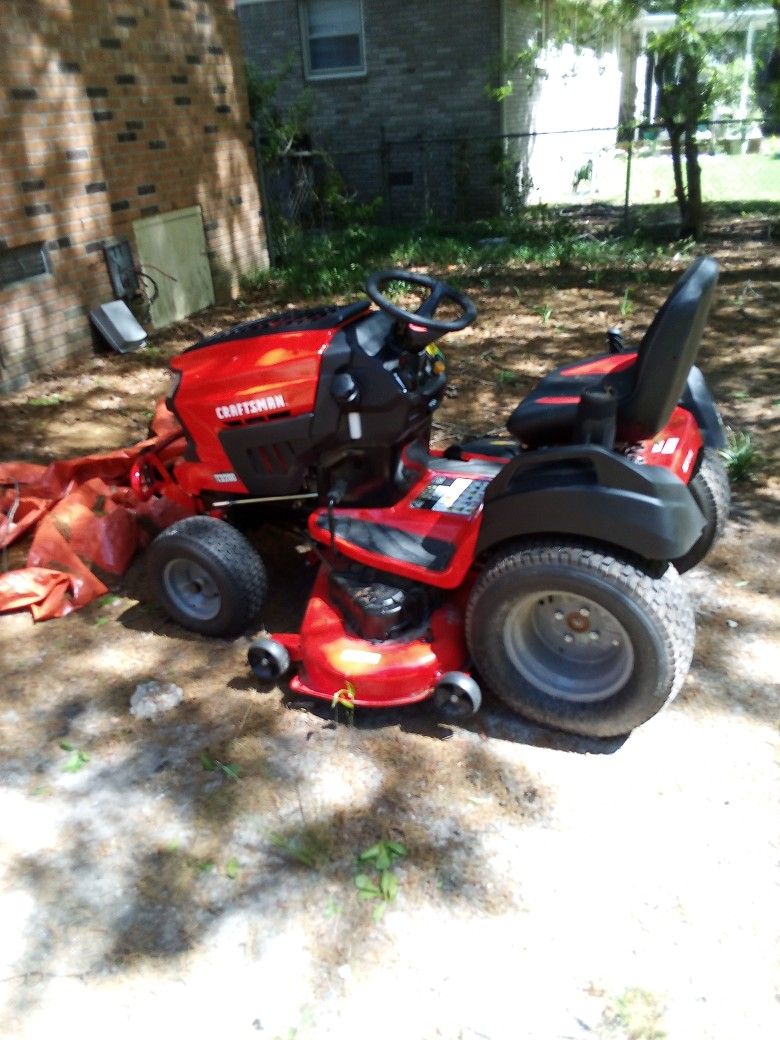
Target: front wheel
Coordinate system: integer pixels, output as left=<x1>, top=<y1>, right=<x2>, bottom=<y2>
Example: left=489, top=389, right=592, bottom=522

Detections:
left=466, top=541, right=695, bottom=738
left=147, top=516, right=267, bottom=637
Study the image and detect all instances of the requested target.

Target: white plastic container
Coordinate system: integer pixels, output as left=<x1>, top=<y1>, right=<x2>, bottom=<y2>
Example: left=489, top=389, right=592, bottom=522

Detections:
left=89, top=300, right=147, bottom=353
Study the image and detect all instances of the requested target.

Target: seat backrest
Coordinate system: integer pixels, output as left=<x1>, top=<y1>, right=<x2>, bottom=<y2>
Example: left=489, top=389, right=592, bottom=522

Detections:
left=618, top=256, right=719, bottom=441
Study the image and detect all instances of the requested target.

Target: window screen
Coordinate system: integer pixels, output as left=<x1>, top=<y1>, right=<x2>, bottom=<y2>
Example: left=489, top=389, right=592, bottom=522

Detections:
left=303, top=0, right=365, bottom=76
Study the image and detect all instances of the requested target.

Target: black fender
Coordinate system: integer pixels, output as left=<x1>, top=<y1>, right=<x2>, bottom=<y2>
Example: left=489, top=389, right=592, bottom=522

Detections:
left=477, top=445, right=706, bottom=562
left=681, top=365, right=727, bottom=449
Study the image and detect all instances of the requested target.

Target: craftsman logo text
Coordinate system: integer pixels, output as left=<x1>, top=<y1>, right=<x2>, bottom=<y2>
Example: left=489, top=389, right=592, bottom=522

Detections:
left=215, top=394, right=287, bottom=421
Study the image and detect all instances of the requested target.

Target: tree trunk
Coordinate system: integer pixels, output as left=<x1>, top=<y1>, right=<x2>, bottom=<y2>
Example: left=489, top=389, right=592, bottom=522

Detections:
left=769, top=1, right=780, bottom=129
left=682, top=126, right=704, bottom=239
left=667, top=123, right=689, bottom=230
left=654, top=49, right=691, bottom=235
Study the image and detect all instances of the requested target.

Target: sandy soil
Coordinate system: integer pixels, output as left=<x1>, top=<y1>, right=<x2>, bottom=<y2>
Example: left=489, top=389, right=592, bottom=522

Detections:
left=1, top=230, right=778, bottom=1040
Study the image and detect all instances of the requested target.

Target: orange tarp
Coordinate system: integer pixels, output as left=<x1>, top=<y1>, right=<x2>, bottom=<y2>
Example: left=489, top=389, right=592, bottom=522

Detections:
left=0, top=401, right=189, bottom=621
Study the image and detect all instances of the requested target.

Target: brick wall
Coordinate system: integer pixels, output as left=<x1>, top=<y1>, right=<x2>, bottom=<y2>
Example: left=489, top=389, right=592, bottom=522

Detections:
left=1, top=0, right=268, bottom=394
left=238, top=0, right=505, bottom=220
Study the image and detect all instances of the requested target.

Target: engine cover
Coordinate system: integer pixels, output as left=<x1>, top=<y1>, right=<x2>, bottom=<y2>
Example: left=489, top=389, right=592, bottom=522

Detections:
left=328, top=569, right=430, bottom=642
left=168, top=301, right=371, bottom=497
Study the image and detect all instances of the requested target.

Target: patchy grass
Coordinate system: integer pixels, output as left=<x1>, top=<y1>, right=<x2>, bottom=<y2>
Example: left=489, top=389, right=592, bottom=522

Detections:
left=721, top=429, right=762, bottom=482
left=600, top=986, right=666, bottom=1040
left=241, top=215, right=684, bottom=299
left=269, top=822, right=334, bottom=871
left=619, top=288, right=634, bottom=317
left=242, top=202, right=780, bottom=302
left=28, top=393, right=63, bottom=407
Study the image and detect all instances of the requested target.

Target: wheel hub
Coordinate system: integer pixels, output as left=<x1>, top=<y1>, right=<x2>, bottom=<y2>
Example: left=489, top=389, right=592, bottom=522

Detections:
left=162, top=559, right=222, bottom=622
left=565, top=609, right=590, bottom=633
left=503, top=590, right=634, bottom=703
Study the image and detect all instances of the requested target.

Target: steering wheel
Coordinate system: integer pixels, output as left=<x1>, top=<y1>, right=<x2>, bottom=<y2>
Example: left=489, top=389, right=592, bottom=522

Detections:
left=365, top=269, right=477, bottom=334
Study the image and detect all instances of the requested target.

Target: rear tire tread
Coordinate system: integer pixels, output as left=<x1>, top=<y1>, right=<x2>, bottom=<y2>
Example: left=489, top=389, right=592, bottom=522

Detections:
left=673, top=447, right=730, bottom=573
left=466, top=540, right=695, bottom=737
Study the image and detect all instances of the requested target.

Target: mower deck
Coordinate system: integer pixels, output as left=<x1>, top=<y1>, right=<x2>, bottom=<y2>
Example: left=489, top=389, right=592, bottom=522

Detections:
left=274, top=568, right=469, bottom=707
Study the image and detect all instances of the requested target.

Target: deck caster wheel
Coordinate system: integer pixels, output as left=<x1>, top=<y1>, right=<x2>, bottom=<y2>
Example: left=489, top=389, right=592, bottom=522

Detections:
left=433, top=672, right=482, bottom=720
left=248, top=638, right=290, bottom=683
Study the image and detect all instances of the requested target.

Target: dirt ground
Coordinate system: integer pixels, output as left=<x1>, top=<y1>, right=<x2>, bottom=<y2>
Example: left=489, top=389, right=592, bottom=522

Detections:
left=1, top=230, right=778, bottom=1040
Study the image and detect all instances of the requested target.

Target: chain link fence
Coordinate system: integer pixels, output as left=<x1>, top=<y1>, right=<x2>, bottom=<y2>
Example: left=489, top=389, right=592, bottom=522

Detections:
left=256, top=119, right=779, bottom=248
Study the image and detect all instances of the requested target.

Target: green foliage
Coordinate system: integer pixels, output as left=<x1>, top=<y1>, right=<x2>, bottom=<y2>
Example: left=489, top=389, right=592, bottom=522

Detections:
left=331, top=680, right=356, bottom=711
left=359, top=840, right=406, bottom=871
left=496, top=370, right=521, bottom=386
left=269, top=827, right=332, bottom=870
left=319, top=166, right=383, bottom=229
left=200, top=753, right=241, bottom=780
left=323, top=899, right=341, bottom=918
left=241, top=217, right=675, bottom=300
left=650, top=9, right=724, bottom=126
left=601, top=986, right=666, bottom=1040
left=643, top=1, right=766, bottom=237
left=137, top=345, right=164, bottom=366
left=246, top=59, right=382, bottom=243
left=28, top=394, right=62, bottom=407
left=619, top=289, right=634, bottom=317
left=712, top=56, right=755, bottom=115
left=246, top=59, right=314, bottom=166
left=486, top=44, right=547, bottom=104
left=59, top=740, right=90, bottom=773
left=533, top=302, right=554, bottom=324
left=354, top=841, right=407, bottom=920
left=721, top=429, right=761, bottom=482
left=489, top=0, right=641, bottom=88
left=488, top=145, right=534, bottom=214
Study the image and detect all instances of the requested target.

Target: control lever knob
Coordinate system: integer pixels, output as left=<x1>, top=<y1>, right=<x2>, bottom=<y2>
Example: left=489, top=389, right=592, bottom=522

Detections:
left=331, top=372, right=359, bottom=406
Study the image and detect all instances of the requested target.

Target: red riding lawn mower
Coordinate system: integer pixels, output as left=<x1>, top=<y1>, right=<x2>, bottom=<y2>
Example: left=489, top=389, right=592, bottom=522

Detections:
left=133, top=258, right=729, bottom=738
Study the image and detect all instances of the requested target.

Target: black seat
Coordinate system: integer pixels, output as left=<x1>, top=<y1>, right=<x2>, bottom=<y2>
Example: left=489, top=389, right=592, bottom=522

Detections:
left=507, top=257, right=720, bottom=447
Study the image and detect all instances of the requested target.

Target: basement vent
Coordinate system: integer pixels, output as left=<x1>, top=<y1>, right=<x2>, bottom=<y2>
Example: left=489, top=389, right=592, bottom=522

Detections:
left=0, top=242, right=50, bottom=290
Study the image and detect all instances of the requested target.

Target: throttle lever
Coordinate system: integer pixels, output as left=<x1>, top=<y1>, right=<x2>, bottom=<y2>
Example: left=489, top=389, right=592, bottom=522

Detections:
left=326, top=479, right=348, bottom=546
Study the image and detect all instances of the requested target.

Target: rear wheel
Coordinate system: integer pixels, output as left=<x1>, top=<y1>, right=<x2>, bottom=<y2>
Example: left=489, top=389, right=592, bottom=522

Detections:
left=466, top=541, right=694, bottom=738
left=147, top=516, right=267, bottom=637
left=673, top=448, right=730, bottom=573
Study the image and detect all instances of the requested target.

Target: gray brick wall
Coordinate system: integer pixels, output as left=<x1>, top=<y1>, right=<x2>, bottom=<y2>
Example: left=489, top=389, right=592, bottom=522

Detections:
left=239, top=0, right=507, bottom=218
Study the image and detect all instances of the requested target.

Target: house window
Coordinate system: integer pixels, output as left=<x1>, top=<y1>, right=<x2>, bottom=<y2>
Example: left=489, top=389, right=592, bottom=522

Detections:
left=301, top=0, right=366, bottom=79
left=0, top=242, right=50, bottom=290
